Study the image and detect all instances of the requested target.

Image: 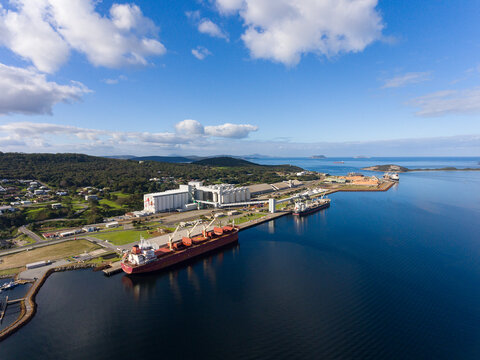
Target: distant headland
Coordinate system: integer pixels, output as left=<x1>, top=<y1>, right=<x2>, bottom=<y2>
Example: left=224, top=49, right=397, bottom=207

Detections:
left=363, top=164, right=480, bottom=172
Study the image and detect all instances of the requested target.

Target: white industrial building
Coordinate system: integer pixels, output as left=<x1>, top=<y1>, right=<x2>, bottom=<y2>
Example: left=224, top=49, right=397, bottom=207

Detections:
left=193, top=183, right=250, bottom=204
left=143, top=181, right=251, bottom=214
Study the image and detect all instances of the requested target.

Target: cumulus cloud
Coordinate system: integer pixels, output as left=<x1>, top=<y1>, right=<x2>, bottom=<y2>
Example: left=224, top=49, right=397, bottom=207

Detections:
left=0, top=120, right=259, bottom=152
left=175, top=119, right=205, bottom=135
left=192, top=46, right=212, bottom=60
left=382, top=72, right=431, bottom=88
left=198, top=19, right=229, bottom=40
left=0, top=63, right=91, bottom=115
left=214, top=0, right=384, bottom=65
left=175, top=119, right=258, bottom=138
left=205, top=123, right=258, bottom=138
left=0, top=0, right=166, bottom=73
left=411, top=88, right=480, bottom=117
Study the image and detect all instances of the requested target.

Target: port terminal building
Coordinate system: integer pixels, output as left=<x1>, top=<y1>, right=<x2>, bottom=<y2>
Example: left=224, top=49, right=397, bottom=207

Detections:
left=143, top=181, right=251, bottom=213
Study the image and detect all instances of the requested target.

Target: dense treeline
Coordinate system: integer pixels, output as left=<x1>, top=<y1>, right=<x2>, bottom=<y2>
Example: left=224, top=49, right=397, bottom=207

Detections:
left=0, top=153, right=303, bottom=193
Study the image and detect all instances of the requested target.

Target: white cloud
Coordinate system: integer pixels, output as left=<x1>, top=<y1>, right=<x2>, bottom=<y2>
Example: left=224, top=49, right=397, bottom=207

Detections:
left=102, top=75, right=127, bottom=85
left=411, top=88, right=480, bottom=117
left=215, top=0, right=244, bottom=14
left=192, top=46, right=212, bottom=60
left=1, top=122, right=478, bottom=157
left=0, top=63, right=91, bottom=115
left=205, top=123, right=258, bottom=138
left=0, top=120, right=259, bottom=152
left=175, top=119, right=205, bottom=135
left=214, top=0, right=383, bottom=66
left=0, top=0, right=70, bottom=73
left=0, top=0, right=166, bottom=73
left=110, top=3, right=157, bottom=34
left=198, top=19, right=229, bottom=40
left=382, top=72, right=431, bottom=88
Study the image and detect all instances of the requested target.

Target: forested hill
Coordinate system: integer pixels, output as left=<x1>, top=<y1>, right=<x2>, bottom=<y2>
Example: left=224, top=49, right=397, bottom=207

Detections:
left=0, top=153, right=304, bottom=194
left=193, top=157, right=258, bottom=167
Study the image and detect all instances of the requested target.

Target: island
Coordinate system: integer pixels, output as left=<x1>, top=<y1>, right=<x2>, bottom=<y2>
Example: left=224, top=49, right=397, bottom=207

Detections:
left=363, top=164, right=480, bottom=172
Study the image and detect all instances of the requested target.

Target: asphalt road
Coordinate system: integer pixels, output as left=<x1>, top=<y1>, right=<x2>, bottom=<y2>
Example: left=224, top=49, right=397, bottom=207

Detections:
left=18, top=226, right=43, bottom=243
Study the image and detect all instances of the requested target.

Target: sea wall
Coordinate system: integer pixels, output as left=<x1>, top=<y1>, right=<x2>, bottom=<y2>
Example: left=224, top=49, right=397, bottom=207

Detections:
left=0, top=263, right=95, bottom=341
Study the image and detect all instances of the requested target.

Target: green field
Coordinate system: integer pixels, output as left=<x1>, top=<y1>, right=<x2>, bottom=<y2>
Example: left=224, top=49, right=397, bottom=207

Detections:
left=93, top=230, right=153, bottom=245
left=0, top=266, right=24, bottom=276
left=99, top=198, right=124, bottom=209
left=72, top=202, right=86, bottom=211
left=0, top=240, right=100, bottom=270
left=235, top=213, right=267, bottom=224
left=112, top=192, right=129, bottom=198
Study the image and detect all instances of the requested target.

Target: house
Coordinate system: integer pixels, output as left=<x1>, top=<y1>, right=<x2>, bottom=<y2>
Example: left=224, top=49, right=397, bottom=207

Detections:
left=82, top=226, right=98, bottom=232
left=105, top=221, right=119, bottom=229
left=85, top=195, right=99, bottom=201
left=51, top=203, right=62, bottom=209
left=0, top=205, right=16, bottom=215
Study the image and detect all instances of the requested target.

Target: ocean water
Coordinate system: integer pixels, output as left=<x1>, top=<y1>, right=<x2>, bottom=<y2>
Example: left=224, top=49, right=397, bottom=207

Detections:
left=255, top=156, right=480, bottom=176
left=1, top=158, right=480, bottom=359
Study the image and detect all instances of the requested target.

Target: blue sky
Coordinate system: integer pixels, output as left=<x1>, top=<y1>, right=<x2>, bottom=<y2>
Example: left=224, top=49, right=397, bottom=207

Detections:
left=0, top=0, right=479, bottom=156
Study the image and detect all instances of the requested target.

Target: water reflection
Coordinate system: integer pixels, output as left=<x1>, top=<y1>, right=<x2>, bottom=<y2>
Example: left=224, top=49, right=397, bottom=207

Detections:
left=267, top=220, right=275, bottom=234
left=187, top=265, right=201, bottom=294
left=121, top=243, right=241, bottom=302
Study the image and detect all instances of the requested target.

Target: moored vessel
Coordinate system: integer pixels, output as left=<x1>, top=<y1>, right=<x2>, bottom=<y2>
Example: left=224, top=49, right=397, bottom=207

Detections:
left=121, top=219, right=239, bottom=275
left=293, top=198, right=331, bottom=216
left=383, top=172, right=399, bottom=181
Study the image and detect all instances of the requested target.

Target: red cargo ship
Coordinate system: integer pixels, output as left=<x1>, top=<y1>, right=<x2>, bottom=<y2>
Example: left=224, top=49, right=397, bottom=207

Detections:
left=121, top=221, right=239, bottom=275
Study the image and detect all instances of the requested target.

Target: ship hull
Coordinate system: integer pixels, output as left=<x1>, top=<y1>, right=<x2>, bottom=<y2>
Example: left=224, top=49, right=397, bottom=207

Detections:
left=293, top=202, right=330, bottom=216
left=121, top=230, right=238, bottom=275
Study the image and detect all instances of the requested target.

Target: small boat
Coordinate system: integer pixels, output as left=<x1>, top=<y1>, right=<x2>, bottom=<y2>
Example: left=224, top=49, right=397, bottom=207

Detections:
left=0, top=281, right=18, bottom=291
left=333, top=161, right=344, bottom=164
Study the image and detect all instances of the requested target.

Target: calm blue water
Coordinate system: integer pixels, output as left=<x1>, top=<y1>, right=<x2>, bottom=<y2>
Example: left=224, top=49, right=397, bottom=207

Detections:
left=255, top=156, right=480, bottom=175
left=1, top=158, right=480, bottom=359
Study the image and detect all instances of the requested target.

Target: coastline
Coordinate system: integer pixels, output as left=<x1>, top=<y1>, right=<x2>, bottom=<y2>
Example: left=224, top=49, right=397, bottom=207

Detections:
left=0, top=181, right=395, bottom=342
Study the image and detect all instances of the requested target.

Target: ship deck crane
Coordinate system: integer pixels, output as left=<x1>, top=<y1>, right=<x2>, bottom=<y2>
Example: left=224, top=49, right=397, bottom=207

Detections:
left=187, top=220, right=200, bottom=237
left=168, top=225, right=180, bottom=250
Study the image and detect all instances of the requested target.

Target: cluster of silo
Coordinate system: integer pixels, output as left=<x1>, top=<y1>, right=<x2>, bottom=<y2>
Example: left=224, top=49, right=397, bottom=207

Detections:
left=218, top=186, right=250, bottom=204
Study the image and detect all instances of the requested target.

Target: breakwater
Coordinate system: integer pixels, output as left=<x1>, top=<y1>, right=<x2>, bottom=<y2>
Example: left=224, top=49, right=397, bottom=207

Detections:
left=0, top=263, right=95, bottom=341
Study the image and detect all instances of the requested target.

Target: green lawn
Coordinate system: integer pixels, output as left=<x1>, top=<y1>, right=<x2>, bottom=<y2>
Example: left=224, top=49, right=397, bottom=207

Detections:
left=0, top=267, right=24, bottom=276
left=93, top=230, right=153, bottom=245
left=112, top=192, right=129, bottom=198
left=99, top=198, right=124, bottom=209
left=72, top=201, right=87, bottom=210
left=15, top=234, right=35, bottom=246
left=25, top=207, right=46, bottom=215
left=235, top=213, right=267, bottom=224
